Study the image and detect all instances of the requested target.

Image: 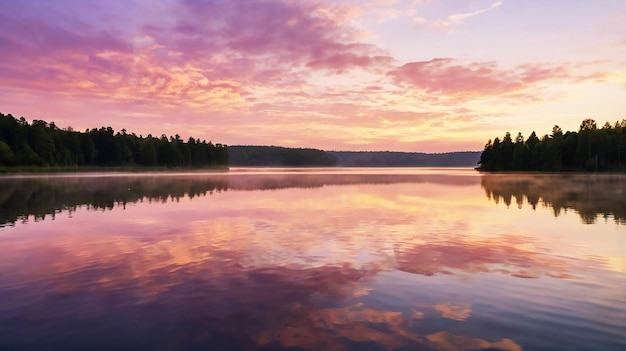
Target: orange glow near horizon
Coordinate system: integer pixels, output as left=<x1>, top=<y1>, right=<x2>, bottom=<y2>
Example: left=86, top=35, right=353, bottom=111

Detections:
left=0, top=1, right=624, bottom=152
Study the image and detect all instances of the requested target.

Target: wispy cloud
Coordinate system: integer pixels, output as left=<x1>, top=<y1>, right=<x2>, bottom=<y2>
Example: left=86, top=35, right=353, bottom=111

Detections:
left=440, top=1, right=502, bottom=27
left=414, top=1, right=503, bottom=31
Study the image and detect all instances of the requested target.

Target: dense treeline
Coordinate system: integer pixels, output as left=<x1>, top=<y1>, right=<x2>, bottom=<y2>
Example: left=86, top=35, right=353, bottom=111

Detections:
left=0, top=112, right=228, bottom=169
left=330, top=151, right=481, bottom=167
left=228, top=146, right=337, bottom=166
left=478, top=118, right=626, bottom=172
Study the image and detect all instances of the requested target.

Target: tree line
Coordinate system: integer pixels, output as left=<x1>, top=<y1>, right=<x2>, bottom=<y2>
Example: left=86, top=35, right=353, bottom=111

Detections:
left=330, top=151, right=481, bottom=167
left=478, top=118, right=626, bottom=172
left=0, top=112, right=228, bottom=169
left=228, top=145, right=337, bottom=166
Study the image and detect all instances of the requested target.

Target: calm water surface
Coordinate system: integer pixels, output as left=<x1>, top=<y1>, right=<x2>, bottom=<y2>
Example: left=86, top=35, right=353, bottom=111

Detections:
left=0, top=168, right=624, bottom=351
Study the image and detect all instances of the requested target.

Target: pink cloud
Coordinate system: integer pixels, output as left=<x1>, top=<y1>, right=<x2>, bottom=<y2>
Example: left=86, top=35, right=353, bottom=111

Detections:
left=0, top=0, right=393, bottom=111
left=148, top=0, right=391, bottom=72
left=386, top=58, right=601, bottom=98
left=388, top=58, right=517, bottom=95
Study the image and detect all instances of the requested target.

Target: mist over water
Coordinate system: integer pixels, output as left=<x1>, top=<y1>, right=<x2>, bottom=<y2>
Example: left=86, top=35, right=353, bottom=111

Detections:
left=0, top=168, right=624, bottom=351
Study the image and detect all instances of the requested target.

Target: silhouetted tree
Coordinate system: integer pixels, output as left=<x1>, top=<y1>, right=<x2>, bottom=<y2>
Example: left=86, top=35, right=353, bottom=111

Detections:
left=478, top=139, right=493, bottom=170
left=0, top=141, right=14, bottom=165
left=512, top=133, right=529, bottom=170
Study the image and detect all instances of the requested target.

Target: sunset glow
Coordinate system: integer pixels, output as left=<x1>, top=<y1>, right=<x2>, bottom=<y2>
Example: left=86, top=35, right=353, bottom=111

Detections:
left=1, top=0, right=624, bottom=151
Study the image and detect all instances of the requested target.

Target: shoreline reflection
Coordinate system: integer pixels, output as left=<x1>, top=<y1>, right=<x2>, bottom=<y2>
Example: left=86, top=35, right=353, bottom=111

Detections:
left=481, top=173, right=626, bottom=224
left=0, top=170, right=478, bottom=226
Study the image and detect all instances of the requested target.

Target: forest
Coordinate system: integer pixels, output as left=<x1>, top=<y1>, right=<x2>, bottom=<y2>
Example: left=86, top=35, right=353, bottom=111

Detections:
left=477, top=118, right=626, bottom=172
left=228, top=145, right=337, bottom=166
left=0, top=112, right=228, bottom=169
left=331, top=151, right=481, bottom=167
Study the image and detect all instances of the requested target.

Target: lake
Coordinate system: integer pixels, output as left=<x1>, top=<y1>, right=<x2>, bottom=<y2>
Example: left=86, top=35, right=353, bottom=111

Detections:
left=0, top=168, right=624, bottom=351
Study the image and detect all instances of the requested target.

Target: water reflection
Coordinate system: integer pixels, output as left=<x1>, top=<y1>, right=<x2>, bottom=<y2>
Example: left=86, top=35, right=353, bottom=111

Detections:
left=0, top=175, right=228, bottom=227
left=0, top=169, right=624, bottom=351
left=394, top=235, right=575, bottom=279
left=0, top=170, right=478, bottom=226
left=0, top=238, right=525, bottom=350
left=480, top=173, right=626, bottom=224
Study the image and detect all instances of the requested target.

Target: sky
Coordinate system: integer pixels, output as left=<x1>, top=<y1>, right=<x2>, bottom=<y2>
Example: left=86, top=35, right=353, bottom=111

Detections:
left=0, top=0, right=624, bottom=152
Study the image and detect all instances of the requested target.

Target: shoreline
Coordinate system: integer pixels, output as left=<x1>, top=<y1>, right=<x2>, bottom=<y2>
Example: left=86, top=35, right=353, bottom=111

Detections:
left=0, top=165, right=230, bottom=174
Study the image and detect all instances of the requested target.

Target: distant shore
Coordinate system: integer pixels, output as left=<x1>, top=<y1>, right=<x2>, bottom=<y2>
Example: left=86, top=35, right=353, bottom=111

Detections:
left=0, top=165, right=229, bottom=174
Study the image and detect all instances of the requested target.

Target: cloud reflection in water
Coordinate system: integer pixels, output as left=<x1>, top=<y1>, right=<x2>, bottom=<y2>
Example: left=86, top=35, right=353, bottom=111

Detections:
left=0, top=169, right=623, bottom=350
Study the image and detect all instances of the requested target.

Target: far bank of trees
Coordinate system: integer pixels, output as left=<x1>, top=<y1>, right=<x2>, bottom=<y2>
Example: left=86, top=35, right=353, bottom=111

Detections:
left=478, top=118, right=626, bottom=172
left=0, top=112, right=228, bottom=168
left=330, top=151, right=481, bottom=167
left=228, top=146, right=337, bottom=166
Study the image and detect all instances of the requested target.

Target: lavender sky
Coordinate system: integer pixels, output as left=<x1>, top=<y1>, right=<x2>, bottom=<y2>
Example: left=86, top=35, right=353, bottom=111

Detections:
left=0, top=0, right=624, bottom=152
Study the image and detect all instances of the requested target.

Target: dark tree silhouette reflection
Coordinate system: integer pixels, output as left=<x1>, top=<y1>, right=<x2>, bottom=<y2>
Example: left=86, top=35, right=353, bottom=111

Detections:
left=481, top=173, right=626, bottom=224
left=0, top=172, right=479, bottom=227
